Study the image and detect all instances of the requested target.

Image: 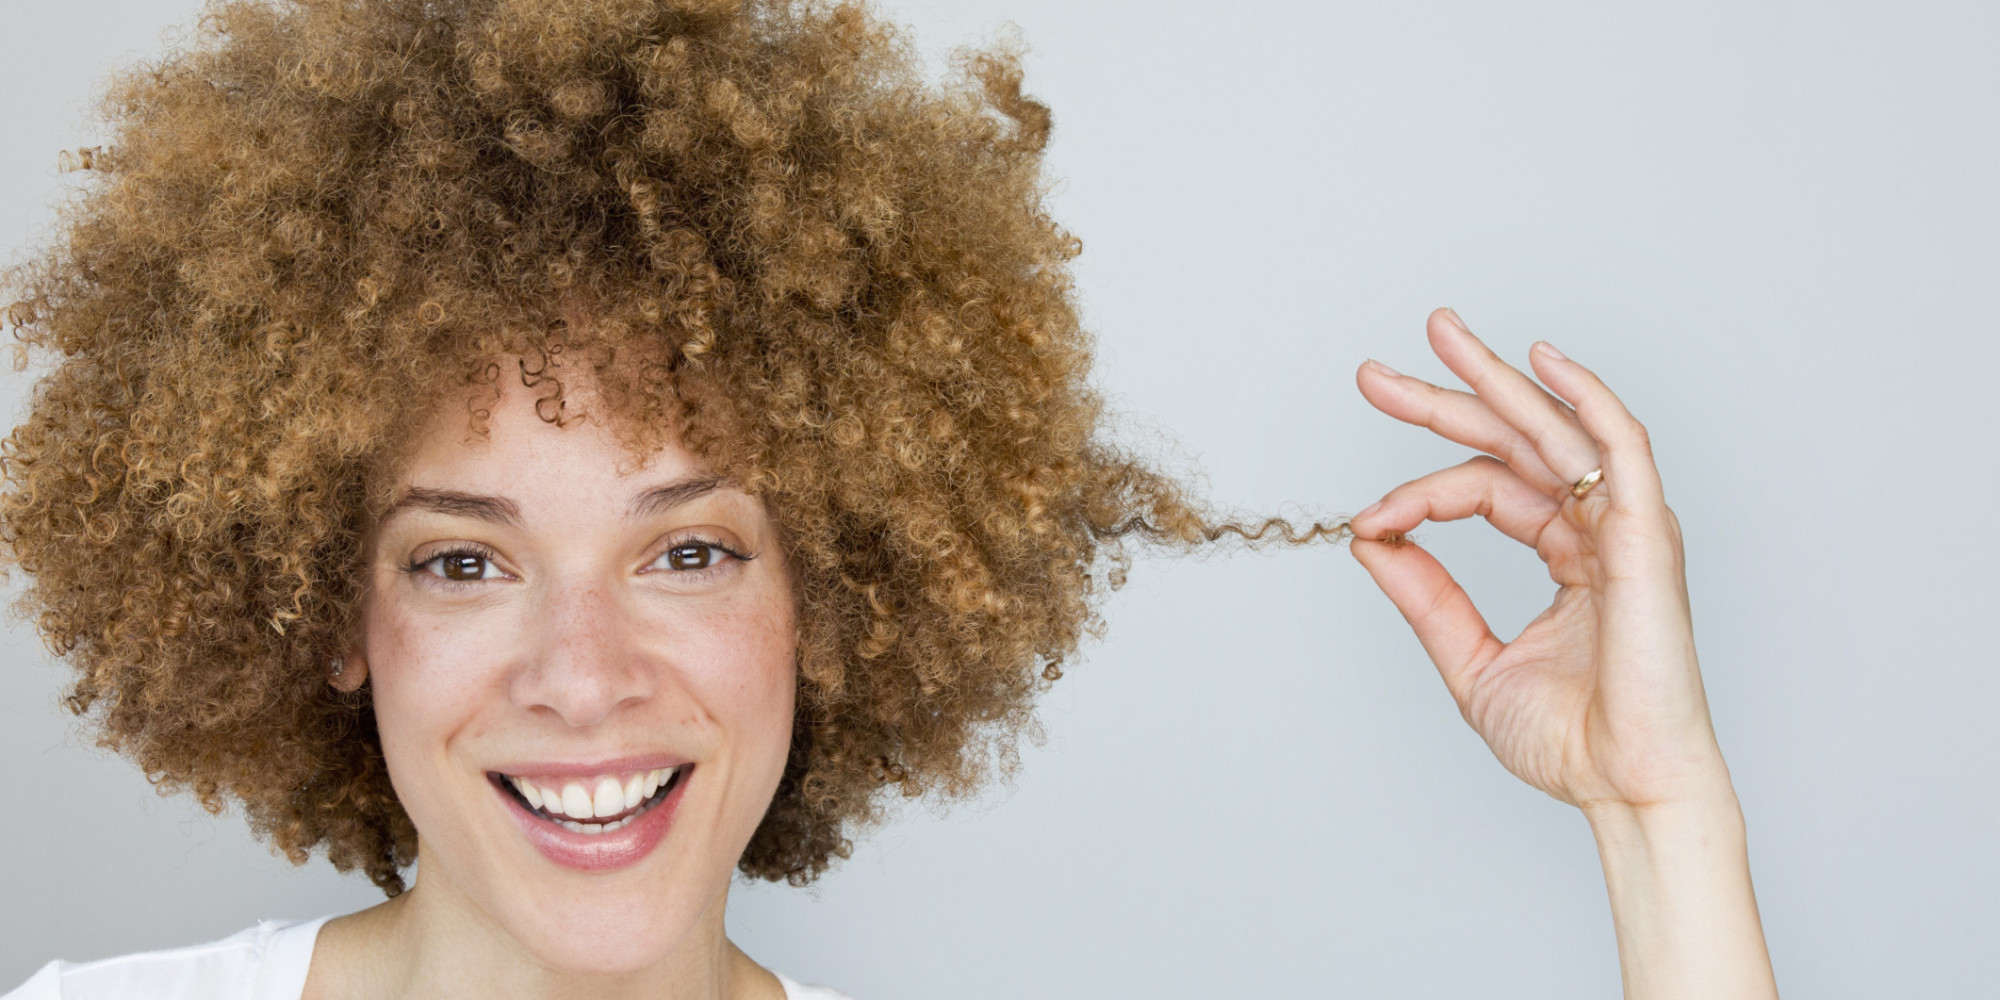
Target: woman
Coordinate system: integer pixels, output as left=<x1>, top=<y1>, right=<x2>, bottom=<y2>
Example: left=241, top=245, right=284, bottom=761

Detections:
left=1, top=0, right=1776, bottom=996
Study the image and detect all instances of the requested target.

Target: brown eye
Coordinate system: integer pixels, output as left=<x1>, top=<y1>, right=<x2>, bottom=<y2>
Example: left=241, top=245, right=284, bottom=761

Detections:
left=412, top=549, right=501, bottom=583
left=643, top=538, right=747, bottom=576
left=663, top=544, right=714, bottom=571
left=441, top=554, right=488, bottom=580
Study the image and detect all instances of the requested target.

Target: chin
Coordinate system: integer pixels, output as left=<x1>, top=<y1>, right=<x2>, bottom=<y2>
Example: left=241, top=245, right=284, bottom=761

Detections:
left=508, top=891, right=712, bottom=973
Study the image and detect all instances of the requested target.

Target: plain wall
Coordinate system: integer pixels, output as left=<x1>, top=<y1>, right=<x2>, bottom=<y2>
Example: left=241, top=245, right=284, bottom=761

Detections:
left=3, top=1, right=1995, bottom=996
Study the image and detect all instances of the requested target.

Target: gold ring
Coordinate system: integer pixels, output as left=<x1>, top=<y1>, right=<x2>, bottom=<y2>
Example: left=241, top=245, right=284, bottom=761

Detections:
left=1569, top=467, right=1604, bottom=499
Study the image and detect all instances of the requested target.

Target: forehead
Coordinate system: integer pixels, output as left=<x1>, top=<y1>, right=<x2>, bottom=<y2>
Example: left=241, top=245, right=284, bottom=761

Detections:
left=393, top=365, right=709, bottom=507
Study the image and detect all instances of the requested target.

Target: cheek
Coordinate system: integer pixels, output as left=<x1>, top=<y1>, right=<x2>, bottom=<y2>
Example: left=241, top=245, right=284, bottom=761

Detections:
left=366, top=585, right=796, bottom=746
left=658, top=591, right=797, bottom=745
left=362, top=599, right=510, bottom=783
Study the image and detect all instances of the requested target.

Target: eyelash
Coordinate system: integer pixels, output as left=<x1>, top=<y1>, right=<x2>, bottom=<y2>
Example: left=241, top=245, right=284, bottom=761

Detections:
left=402, top=543, right=505, bottom=588
left=644, top=535, right=754, bottom=578
left=400, top=537, right=753, bottom=587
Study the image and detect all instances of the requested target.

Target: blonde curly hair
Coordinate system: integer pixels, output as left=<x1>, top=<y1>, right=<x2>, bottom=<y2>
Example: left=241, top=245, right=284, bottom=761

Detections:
left=0, top=0, right=1344, bottom=895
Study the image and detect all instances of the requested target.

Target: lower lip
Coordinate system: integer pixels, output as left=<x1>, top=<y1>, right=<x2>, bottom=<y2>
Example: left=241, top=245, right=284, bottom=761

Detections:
left=497, top=770, right=691, bottom=871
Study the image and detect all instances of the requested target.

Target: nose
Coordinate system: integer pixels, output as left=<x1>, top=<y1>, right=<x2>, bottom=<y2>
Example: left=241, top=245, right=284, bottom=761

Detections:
left=509, top=578, right=656, bottom=728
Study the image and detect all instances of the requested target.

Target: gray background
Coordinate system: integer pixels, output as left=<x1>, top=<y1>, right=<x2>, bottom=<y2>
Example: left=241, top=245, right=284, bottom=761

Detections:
left=4, top=1, right=1994, bottom=996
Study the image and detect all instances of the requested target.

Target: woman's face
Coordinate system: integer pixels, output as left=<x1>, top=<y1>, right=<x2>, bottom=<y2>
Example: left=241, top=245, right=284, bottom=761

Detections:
left=352, top=370, right=797, bottom=971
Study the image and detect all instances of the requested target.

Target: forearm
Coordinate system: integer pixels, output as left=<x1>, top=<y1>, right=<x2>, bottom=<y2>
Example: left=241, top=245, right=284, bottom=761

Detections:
left=1585, top=791, right=1778, bottom=1000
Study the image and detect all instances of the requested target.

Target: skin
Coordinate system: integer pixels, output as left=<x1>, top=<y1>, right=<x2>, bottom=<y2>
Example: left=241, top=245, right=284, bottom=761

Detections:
left=306, top=370, right=794, bottom=1000
left=1349, top=308, right=1778, bottom=998
left=301, top=308, right=1776, bottom=999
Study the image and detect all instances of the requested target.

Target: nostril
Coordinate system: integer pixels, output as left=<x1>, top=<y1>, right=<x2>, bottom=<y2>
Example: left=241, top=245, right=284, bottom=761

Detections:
left=508, top=643, right=657, bottom=729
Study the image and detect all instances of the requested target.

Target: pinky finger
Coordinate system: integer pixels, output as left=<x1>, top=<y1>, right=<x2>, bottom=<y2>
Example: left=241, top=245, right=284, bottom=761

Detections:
left=1527, top=342, right=1665, bottom=512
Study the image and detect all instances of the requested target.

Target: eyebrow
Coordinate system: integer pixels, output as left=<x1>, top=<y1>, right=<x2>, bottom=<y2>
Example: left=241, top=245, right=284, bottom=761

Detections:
left=627, top=475, right=728, bottom=520
left=385, top=475, right=730, bottom=529
left=387, top=487, right=522, bottom=527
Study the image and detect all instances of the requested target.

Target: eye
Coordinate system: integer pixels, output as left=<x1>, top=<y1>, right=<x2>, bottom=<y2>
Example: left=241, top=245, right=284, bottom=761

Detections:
left=407, top=546, right=507, bottom=583
left=647, top=538, right=749, bottom=574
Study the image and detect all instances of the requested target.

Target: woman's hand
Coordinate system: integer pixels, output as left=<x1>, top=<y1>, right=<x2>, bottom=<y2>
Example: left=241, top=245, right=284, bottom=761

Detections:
left=1349, top=309, right=1777, bottom=1000
left=1349, top=307, right=1726, bottom=815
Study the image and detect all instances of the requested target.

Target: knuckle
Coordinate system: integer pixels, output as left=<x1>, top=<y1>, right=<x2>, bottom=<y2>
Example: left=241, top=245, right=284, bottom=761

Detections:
left=1418, top=578, right=1459, bottom=623
left=1413, top=388, right=1449, bottom=425
left=1627, top=422, right=1654, bottom=453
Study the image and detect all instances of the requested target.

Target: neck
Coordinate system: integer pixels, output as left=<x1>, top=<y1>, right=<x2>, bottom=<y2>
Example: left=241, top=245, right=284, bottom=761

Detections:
left=308, top=858, right=781, bottom=1000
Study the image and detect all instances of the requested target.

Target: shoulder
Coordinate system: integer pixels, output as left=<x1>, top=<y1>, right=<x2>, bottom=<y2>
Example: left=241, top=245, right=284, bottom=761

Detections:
left=3, top=917, right=331, bottom=1000
left=775, top=970, right=857, bottom=1000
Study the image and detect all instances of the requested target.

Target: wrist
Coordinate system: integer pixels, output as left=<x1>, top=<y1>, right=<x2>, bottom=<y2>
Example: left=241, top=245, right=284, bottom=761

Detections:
left=1577, top=745, right=1741, bottom=832
left=1583, top=787, right=1776, bottom=1000
left=1581, top=782, right=1745, bottom=844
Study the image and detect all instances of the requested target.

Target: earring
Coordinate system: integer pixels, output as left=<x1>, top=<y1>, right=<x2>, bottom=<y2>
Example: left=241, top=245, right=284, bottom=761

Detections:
left=328, top=657, right=345, bottom=679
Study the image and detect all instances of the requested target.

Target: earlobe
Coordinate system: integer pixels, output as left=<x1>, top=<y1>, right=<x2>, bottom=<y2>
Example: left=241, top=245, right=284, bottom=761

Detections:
left=327, top=651, right=370, bottom=693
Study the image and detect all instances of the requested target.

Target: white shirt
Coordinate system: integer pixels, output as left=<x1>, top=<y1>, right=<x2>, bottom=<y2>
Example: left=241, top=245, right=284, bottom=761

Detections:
left=4, top=917, right=852, bottom=1000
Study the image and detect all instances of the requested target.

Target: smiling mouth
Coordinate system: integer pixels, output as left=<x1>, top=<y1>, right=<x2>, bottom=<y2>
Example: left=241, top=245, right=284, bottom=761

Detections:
left=490, top=766, right=687, bottom=835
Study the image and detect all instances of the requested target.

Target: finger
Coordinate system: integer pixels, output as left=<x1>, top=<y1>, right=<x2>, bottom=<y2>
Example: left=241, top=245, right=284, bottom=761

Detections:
left=1526, top=341, right=1665, bottom=512
left=1427, top=308, right=1603, bottom=487
left=1354, top=360, right=1568, bottom=493
left=1350, top=455, right=1561, bottom=550
left=1351, top=533, right=1503, bottom=707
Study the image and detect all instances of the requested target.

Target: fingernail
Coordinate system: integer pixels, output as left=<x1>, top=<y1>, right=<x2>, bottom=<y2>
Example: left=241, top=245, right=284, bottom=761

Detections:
left=1364, top=358, right=1401, bottom=377
left=1355, top=500, right=1383, bottom=520
left=1443, top=308, right=1471, bottom=333
left=1534, top=340, right=1568, bottom=361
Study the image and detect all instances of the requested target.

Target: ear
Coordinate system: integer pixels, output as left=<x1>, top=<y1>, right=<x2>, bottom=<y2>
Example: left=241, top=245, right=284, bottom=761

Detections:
left=327, top=650, right=370, bottom=693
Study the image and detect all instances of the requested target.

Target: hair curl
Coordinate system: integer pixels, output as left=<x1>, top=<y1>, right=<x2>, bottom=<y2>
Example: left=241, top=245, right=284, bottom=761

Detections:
left=0, top=0, right=1347, bottom=895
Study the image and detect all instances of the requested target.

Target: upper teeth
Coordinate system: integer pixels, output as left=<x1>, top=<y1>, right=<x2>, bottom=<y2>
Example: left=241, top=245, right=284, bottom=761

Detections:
left=508, top=768, right=675, bottom=821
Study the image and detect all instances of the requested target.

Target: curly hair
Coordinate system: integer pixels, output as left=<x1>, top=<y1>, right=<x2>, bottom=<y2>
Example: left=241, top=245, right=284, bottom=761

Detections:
left=0, top=0, right=1346, bottom=895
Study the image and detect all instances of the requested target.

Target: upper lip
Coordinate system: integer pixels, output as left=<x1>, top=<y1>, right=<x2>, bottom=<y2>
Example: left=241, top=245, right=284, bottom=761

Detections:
left=486, top=753, right=690, bottom=778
